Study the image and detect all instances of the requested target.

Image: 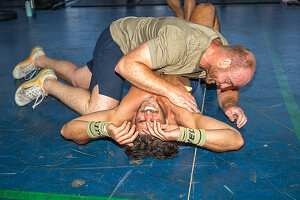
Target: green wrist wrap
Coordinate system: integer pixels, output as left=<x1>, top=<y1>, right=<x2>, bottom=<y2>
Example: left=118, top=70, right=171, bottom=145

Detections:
left=178, top=126, right=207, bottom=147
left=86, top=121, right=112, bottom=139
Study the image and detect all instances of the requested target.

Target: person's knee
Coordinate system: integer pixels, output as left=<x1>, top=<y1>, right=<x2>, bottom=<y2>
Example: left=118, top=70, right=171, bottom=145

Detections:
left=195, top=3, right=215, bottom=13
left=190, top=3, right=216, bottom=27
left=70, top=72, right=81, bottom=87
left=191, top=3, right=215, bottom=19
left=71, top=67, right=91, bottom=88
left=234, top=135, right=244, bottom=150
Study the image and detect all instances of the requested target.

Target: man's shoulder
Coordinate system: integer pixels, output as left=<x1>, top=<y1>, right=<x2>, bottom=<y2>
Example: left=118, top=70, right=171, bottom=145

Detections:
left=170, top=105, right=196, bottom=127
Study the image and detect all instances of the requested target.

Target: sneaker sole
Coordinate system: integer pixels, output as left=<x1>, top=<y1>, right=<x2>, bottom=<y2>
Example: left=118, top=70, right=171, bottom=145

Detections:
left=12, top=46, right=43, bottom=79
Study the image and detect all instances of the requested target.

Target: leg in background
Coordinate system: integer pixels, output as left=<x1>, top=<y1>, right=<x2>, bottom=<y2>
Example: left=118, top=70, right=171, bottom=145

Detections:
left=183, top=0, right=196, bottom=20
left=166, top=0, right=184, bottom=18
left=166, top=0, right=196, bottom=20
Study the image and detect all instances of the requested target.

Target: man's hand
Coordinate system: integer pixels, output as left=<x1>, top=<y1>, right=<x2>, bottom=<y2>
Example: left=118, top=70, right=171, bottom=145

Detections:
left=168, top=85, right=200, bottom=113
left=143, top=120, right=180, bottom=141
left=224, top=106, right=247, bottom=129
left=107, top=121, right=138, bottom=146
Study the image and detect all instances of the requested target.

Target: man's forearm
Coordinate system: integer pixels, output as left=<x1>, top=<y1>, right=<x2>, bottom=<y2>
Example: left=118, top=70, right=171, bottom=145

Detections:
left=217, top=87, right=240, bottom=112
left=177, top=112, right=244, bottom=152
left=116, top=59, right=173, bottom=97
left=203, top=128, right=244, bottom=152
left=61, top=120, right=91, bottom=145
left=178, top=125, right=243, bottom=152
left=60, top=109, right=118, bottom=145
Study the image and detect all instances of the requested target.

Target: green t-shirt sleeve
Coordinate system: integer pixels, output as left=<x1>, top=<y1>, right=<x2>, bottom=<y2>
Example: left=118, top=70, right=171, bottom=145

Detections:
left=147, top=25, right=187, bottom=70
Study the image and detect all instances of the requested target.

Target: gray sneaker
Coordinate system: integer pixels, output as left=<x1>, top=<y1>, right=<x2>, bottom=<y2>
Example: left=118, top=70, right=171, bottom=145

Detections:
left=15, top=68, right=57, bottom=109
left=12, top=46, right=45, bottom=79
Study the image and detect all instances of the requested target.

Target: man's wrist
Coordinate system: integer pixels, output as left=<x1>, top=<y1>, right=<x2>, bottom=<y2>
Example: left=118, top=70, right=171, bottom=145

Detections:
left=223, top=104, right=235, bottom=112
left=177, top=126, right=207, bottom=147
left=161, top=82, right=174, bottom=98
left=86, top=121, right=112, bottom=139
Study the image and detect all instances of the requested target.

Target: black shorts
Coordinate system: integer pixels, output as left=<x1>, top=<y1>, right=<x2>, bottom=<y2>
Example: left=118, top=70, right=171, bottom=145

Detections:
left=87, top=26, right=124, bottom=101
left=189, top=79, right=200, bottom=95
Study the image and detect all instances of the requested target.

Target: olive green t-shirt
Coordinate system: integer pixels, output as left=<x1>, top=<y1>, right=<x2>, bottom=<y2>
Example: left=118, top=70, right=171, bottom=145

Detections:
left=110, top=16, right=229, bottom=79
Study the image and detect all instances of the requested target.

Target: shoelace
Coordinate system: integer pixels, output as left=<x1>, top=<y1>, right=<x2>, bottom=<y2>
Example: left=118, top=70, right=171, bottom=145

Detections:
left=32, top=92, right=45, bottom=109
left=24, top=83, right=46, bottom=109
left=25, top=69, right=38, bottom=81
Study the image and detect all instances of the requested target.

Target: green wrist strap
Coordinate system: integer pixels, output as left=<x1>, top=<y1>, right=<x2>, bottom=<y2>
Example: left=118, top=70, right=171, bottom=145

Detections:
left=86, top=121, right=112, bottom=139
left=177, top=126, right=207, bottom=147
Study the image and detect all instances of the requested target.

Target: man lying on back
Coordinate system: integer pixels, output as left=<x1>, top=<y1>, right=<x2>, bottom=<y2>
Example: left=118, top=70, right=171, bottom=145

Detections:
left=61, top=72, right=244, bottom=159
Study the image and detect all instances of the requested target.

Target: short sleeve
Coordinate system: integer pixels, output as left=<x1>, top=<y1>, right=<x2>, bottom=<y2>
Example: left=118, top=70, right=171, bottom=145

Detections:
left=147, top=25, right=187, bottom=70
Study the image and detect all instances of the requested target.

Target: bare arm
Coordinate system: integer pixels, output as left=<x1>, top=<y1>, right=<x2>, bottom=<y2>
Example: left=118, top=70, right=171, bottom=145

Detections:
left=217, top=86, right=247, bottom=128
left=188, top=113, right=244, bottom=152
left=61, top=109, right=118, bottom=144
left=147, top=108, right=244, bottom=152
left=60, top=87, right=143, bottom=145
left=115, top=42, right=199, bottom=113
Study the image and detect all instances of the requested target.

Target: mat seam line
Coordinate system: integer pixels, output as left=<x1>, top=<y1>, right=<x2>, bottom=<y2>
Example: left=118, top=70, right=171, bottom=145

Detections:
left=187, top=84, right=206, bottom=200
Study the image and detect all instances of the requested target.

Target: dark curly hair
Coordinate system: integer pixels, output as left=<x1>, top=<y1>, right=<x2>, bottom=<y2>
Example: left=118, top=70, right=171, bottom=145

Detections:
left=125, top=134, right=179, bottom=160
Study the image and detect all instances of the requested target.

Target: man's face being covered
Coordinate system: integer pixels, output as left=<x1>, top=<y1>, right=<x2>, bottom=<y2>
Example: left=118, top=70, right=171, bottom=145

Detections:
left=134, top=98, right=166, bottom=134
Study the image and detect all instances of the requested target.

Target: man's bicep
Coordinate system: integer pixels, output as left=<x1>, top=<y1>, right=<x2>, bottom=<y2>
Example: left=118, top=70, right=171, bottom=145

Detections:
left=74, top=109, right=117, bottom=123
left=120, top=42, right=153, bottom=69
left=193, top=114, right=236, bottom=131
left=176, top=109, right=235, bottom=131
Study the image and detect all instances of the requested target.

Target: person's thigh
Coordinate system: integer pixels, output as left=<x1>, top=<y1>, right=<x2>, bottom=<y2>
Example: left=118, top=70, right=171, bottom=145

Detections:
left=89, top=85, right=120, bottom=112
left=72, top=65, right=92, bottom=90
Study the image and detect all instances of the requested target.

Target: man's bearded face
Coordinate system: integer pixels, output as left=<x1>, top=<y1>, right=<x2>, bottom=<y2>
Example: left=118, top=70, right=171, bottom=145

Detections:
left=134, top=98, right=166, bottom=134
left=205, top=65, right=252, bottom=89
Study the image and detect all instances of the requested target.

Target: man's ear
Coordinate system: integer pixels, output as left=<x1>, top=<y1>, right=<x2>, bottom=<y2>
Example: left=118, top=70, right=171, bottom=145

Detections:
left=218, top=58, right=231, bottom=69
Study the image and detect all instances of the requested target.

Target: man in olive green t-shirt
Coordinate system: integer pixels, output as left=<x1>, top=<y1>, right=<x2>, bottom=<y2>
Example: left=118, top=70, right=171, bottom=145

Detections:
left=14, top=3, right=256, bottom=129
left=113, top=4, right=256, bottom=129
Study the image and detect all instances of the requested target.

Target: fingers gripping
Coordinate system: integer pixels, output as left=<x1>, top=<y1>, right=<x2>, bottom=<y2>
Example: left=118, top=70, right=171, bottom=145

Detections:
left=226, top=107, right=247, bottom=128
left=170, top=86, right=200, bottom=113
left=146, top=121, right=165, bottom=140
left=114, top=122, right=138, bottom=145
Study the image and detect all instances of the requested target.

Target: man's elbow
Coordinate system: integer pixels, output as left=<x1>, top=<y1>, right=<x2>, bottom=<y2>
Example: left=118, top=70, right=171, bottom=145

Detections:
left=61, top=123, right=89, bottom=145
left=232, top=134, right=244, bottom=150
left=60, top=124, right=69, bottom=140
left=115, top=58, right=126, bottom=76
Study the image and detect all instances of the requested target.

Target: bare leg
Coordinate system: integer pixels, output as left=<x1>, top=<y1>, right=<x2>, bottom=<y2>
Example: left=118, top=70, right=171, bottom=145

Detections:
left=166, top=0, right=184, bottom=18
left=35, top=55, right=91, bottom=89
left=34, top=55, right=119, bottom=114
left=43, top=78, right=119, bottom=115
left=184, top=0, right=196, bottom=20
left=189, top=3, right=220, bottom=32
left=213, top=9, right=220, bottom=32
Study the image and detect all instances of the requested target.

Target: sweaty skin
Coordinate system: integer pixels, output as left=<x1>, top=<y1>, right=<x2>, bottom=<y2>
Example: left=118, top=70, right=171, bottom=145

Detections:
left=61, top=73, right=244, bottom=152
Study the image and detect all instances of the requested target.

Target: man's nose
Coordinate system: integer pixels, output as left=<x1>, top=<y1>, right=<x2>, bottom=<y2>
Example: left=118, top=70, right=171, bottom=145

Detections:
left=144, top=110, right=154, bottom=118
